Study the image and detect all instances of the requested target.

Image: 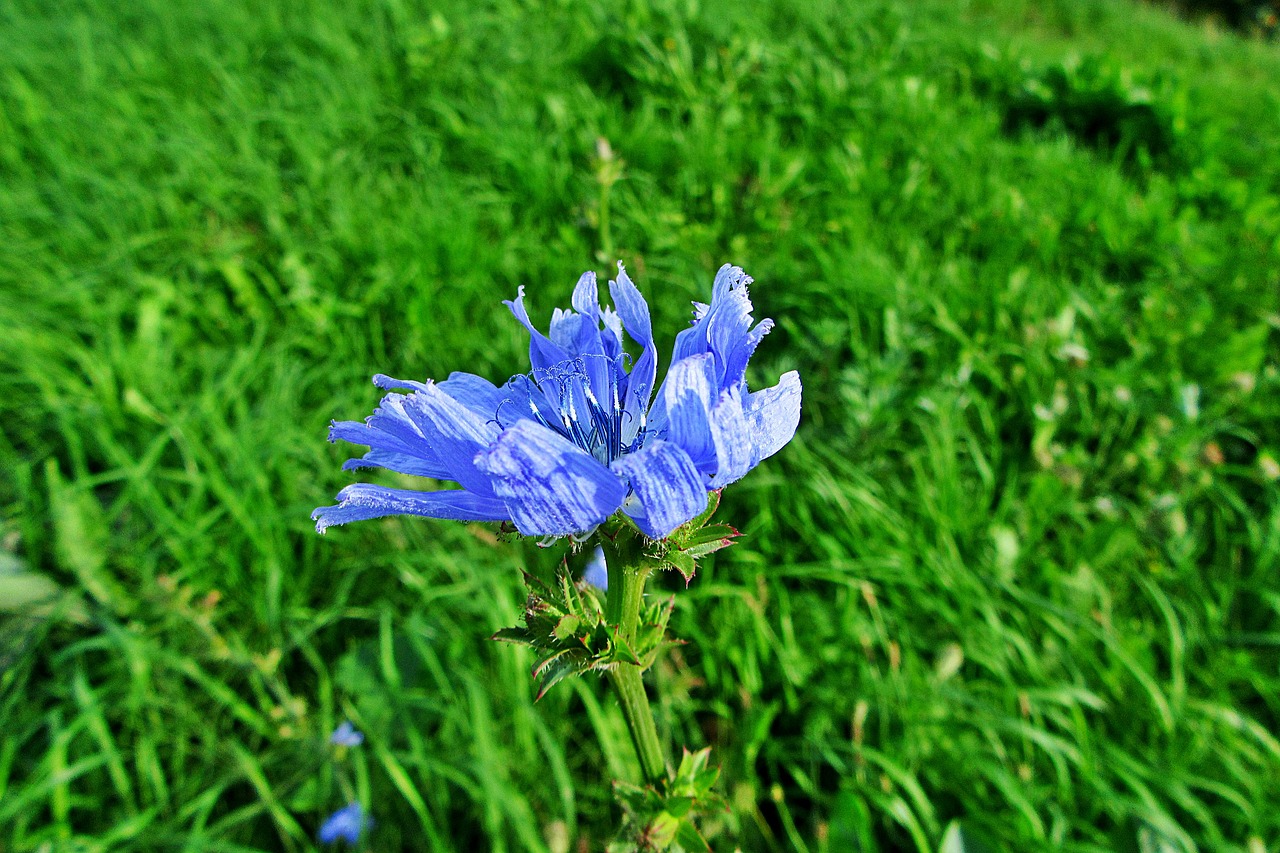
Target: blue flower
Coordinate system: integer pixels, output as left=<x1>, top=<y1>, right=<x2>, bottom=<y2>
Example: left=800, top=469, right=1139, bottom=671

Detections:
left=583, top=545, right=608, bottom=590
left=330, top=721, right=364, bottom=747
left=313, top=263, right=801, bottom=541
left=318, top=802, right=370, bottom=845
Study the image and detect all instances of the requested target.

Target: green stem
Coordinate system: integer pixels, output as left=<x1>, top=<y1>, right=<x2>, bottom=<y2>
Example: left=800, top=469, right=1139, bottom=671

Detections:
left=602, top=535, right=667, bottom=786
left=599, top=182, right=614, bottom=261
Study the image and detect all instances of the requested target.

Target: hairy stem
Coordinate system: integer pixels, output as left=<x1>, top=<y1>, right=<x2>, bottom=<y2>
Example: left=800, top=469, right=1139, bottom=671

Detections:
left=602, top=535, right=667, bottom=786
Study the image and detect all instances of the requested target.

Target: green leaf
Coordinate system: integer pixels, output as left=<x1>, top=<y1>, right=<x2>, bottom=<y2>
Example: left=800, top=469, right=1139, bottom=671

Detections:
left=1213, top=323, right=1269, bottom=381
left=829, top=787, right=876, bottom=851
left=491, top=626, right=533, bottom=645
left=674, top=821, right=712, bottom=853
left=680, top=524, right=740, bottom=552
left=46, top=460, right=126, bottom=614
left=666, top=551, right=696, bottom=584
left=675, top=747, right=713, bottom=779
left=553, top=614, right=582, bottom=641
left=535, top=654, right=591, bottom=700
left=680, top=536, right=737, bottom=559
left=939, top=821, right=998, bottom=853
left=532, top=647, right=579, bottom=679
left=0, top=552, right=89, bottom=624
left=664, top=796, right=695, bottom=819
left=646, top=812, right=679, bottom=849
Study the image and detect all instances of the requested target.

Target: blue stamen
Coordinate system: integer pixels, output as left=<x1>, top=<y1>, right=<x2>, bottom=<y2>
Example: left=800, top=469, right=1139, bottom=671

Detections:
left=497, top=354, right=644, bottom=467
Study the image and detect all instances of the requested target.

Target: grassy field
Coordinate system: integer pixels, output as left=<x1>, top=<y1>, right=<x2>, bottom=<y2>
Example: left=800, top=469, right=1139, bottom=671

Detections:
left=2, top=0, right=1279, bottom=850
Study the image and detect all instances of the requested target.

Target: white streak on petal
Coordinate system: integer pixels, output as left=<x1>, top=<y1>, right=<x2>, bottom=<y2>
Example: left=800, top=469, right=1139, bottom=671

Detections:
left=613, top=439, right=705, bottom=539
left=476, top=420, right=627, bottom=536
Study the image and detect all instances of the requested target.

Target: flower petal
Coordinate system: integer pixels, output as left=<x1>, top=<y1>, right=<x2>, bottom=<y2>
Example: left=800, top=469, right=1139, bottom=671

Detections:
left=745, top=370, right=802, bottom=463
left=549, top=308, right=591, bottom=353
left=721, top=316, right=773, bottom=394
left=613, top=439, right=706, bottom=539
left=318, top=803, right=370, bottom=845
left=373, top=373, right=430, bottom=393
left=312, top=485, right=510, bottom=533
left=475, top=419, right=627, bottom=536
left=705, top=387, right=754, bottom=488
left=656, top=355, right=759, bottom=487
left=658, top=355, right=717, bottom=469
left=571, top=270, right=601, bottom=322
left=505, top=285, right=573, bottom=374
left=330, top=722, right=364, bottom=747
left=609, top=263, right=657, bottom=444
left=706, top=268, right=756, bottom=375
left=582, top=545, right=608, bottom=590
left=669, top=264, right=771, bottom=393
left=339, top=448, right=447, bottom=479
left=670, top=265, right=750, bottom=365
left=340, top=373, right=508, bottom=479
left=332, top=391, right=460, bottom=479
left=437, top=371, right=507, bottom=419
left=600, top=306, right=625, bottom=360
left=395, top=384, right=503, bottom=495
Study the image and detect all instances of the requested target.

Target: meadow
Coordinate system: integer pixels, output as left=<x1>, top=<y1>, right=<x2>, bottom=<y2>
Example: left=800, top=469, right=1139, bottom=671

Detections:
left=2, top=0, right=1279, bottom=849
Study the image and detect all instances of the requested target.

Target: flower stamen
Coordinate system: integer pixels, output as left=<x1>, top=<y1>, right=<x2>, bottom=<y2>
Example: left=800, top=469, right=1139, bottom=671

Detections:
left=498, top=355, right=646, bottom=467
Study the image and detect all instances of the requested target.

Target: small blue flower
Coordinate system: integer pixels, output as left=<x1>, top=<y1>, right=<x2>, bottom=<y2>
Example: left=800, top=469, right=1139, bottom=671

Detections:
left=330, top=721, right=364, bottom=747
left=583, top=545, right=608, bottom=590
left=314, top=264, right=801, bottom=541
left=318, top=802, right=369, bottom=845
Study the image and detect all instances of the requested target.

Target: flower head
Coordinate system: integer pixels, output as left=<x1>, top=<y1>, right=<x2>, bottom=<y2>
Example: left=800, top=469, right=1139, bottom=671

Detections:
left=313, top=264, right=800, bottom=541
left=319, top=802, right=370, bottom=845
left=330, top=721, right=364, bottom=747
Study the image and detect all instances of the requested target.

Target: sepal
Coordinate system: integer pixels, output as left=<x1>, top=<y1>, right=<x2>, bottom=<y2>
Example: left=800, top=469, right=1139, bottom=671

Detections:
left=492, top=565, right=678, bottom=698
left=643, top=491, right=741, bottom=585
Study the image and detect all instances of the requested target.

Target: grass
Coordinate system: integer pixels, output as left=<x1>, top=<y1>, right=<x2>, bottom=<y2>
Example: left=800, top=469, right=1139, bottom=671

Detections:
left=1, top=0, right=1278, bottom=849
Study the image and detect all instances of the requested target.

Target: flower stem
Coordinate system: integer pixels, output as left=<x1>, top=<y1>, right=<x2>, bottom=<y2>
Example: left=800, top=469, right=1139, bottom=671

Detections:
left=602, top=535, right=667, bottom=786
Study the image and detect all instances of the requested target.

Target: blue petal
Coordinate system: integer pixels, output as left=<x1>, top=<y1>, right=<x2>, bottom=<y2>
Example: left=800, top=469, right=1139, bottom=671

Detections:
left=548, top=308, right=589, bottom=353
left=330, top=721, right=364, bottom=747
left=704, top=386, right=754, bottom=488
left=395, top=384, right=502, bottom=496
left=475, top=420, right=627, bottom=536
left=656, top=355, right=757, bottom=488
left=571, top=270, right=601, bottom=322
left=331, top=388, right=470, bottom=480
left=372, top=373, right=430, bottom=393
left=334, top=375, right=509, bottom=485
left=312, top=484, right=510, bottom=532
left=609, top=263, right=657, bottom=444
left=659, top=355, right=717, bottom=469
left=506, top=285, right=573, bottom=374
left=548, top=312, right=614, bottom=407
left=612, top=439, right=706, bottom=539
left=319, top=803, right=368, bottom=844
left=669, top=264, right=772, bottom=393
left=559, top=273, right=604, bottom=363
left=329, top=417, right=452, bottom=480
left=437, top=371, right=507, bottom=419
left=721, top=316, right=774, bottom=394
left=670, top=266, right=749, bottom=365
left=582, top=545, right=608, bottom=590
left=706, top=270, right=755, bottom=374
left=340, top=449, right=446, bottom=479
left=374, top=371, right=508, bottom=421
left=600, top=306, right=625, bottom=361
left=744, top=370, right=802, bottom=463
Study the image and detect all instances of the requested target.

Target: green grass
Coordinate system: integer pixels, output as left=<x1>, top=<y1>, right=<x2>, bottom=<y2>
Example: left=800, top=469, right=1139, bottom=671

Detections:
left=2, top=0, right=1279, bottom=849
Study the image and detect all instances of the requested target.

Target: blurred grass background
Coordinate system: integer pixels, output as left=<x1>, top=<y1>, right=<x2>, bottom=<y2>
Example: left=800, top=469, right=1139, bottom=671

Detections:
left=2, top=0, right=1279, bottom=850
